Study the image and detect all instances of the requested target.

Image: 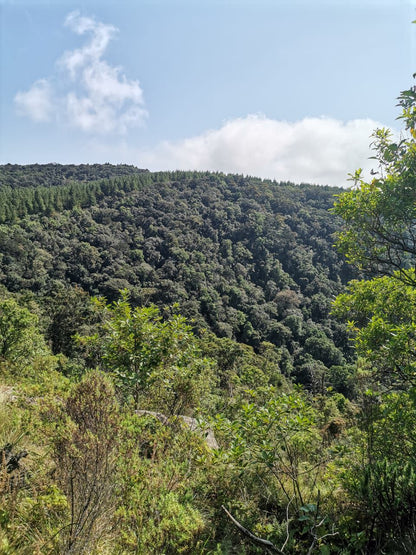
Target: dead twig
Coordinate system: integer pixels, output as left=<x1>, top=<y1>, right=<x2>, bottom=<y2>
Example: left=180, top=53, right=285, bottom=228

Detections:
left=221, top=505, right=284, bottom=554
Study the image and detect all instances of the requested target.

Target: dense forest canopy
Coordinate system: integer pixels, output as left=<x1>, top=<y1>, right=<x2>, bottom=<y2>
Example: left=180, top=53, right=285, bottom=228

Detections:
left=0, top=163, right=148, bottom=189
left=0, top=166, right=356, bottom=389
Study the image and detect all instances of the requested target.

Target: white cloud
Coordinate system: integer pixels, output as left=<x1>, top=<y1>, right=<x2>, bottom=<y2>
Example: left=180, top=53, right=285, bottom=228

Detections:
left=14, top=11, right=147, bottom=134
left=61, top=11, right=116, bottom=78
left=14, top=79, right=54, bottom=122
left=137, top=115, right=386, bottom=187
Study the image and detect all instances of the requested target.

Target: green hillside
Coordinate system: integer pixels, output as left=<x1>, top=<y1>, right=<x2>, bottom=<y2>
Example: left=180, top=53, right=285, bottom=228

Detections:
left=0, top=167, right=356, bottom=387
left=2, top=147, right=414, bottom=553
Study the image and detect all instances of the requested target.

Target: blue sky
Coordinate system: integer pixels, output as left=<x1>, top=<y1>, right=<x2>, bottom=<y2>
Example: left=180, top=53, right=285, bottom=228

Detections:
left=1, top=0, right=415, bottom=186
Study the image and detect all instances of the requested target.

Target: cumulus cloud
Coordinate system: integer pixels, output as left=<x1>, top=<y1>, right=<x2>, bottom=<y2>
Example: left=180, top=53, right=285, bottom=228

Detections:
left=14, top=79, right=54, bottom=122
left=138, top=115, right=385, bottom=187
left=14, top=11, right=147, bottom=134
left=61, top=11, right=117, bottom=78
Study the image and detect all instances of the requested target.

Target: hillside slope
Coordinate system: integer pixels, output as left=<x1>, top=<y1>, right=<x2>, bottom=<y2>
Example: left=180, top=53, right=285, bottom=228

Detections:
left=0, top=166, right=356, bottom=385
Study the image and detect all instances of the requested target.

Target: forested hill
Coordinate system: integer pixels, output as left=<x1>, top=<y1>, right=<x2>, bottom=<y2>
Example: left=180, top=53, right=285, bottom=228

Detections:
left=0, top=165, right=356, bottom=385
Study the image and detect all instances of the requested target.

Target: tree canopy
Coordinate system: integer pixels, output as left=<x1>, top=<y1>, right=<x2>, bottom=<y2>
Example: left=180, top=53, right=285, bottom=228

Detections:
left=0, top=168, right=355, bottom=387
left=331, top=79, right=416, bottom=551
left=333, top=86, right=416, bottom=285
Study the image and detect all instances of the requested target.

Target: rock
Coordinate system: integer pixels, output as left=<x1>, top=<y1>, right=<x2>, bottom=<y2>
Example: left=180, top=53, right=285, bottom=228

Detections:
left=135, top=410, right=218, bottom=449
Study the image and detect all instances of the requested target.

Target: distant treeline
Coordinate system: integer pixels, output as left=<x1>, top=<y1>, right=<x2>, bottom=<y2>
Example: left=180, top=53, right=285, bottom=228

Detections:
left=0, top=163, right=148, bottom=188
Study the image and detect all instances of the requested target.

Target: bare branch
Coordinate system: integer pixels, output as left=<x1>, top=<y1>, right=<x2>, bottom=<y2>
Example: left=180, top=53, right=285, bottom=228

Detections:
left=221, top=505, right=284, bottom=554
left=281, top=495, right=295, bottom=552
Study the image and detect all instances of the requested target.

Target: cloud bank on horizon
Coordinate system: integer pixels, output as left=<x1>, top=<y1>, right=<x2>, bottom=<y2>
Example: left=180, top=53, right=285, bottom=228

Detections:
left=14, top=11, right=147, bottom=134
left=14, top=11, right=387, bottom=187
left=138, top=114, right=381, bottom=186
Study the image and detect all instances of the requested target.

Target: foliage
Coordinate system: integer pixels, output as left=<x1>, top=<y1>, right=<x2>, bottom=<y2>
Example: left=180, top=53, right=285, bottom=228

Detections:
left=0, top=389, right=68, bottom=554
left=0, top=286, right=355, bottom=554
left=0, top=296, right=49, bottom=368
left=0, top=163, right=147, bottom=189
left=207, top=387, right=341, bottom=552
left=78, top=293, right=216, bottom=414
left=51, top=371, right=121, bottom=554
left=39, top=284, right=101, bottom=358
left=333, top=271, right=416, bottom=387
left=114, top=412, right=207, bottom=554
left=219, top=388, right=322, bottom=510
left=9, top=133, right=416, bottom=550
left=340, top=389, right=416, bottom=552
left=332, top=78, right=416, bottom=552
left=0, top=166, right=354, bottom=387
left=332, top=86, right=416, bottom=285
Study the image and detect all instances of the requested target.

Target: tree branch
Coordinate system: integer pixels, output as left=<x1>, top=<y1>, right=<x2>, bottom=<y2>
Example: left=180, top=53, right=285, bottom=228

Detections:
left=221, top=505, right=284, bottom=554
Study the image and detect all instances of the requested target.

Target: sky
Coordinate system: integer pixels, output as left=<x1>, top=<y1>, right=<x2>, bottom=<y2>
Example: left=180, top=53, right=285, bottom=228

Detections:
left=1, top=0, right=416, bottom=186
